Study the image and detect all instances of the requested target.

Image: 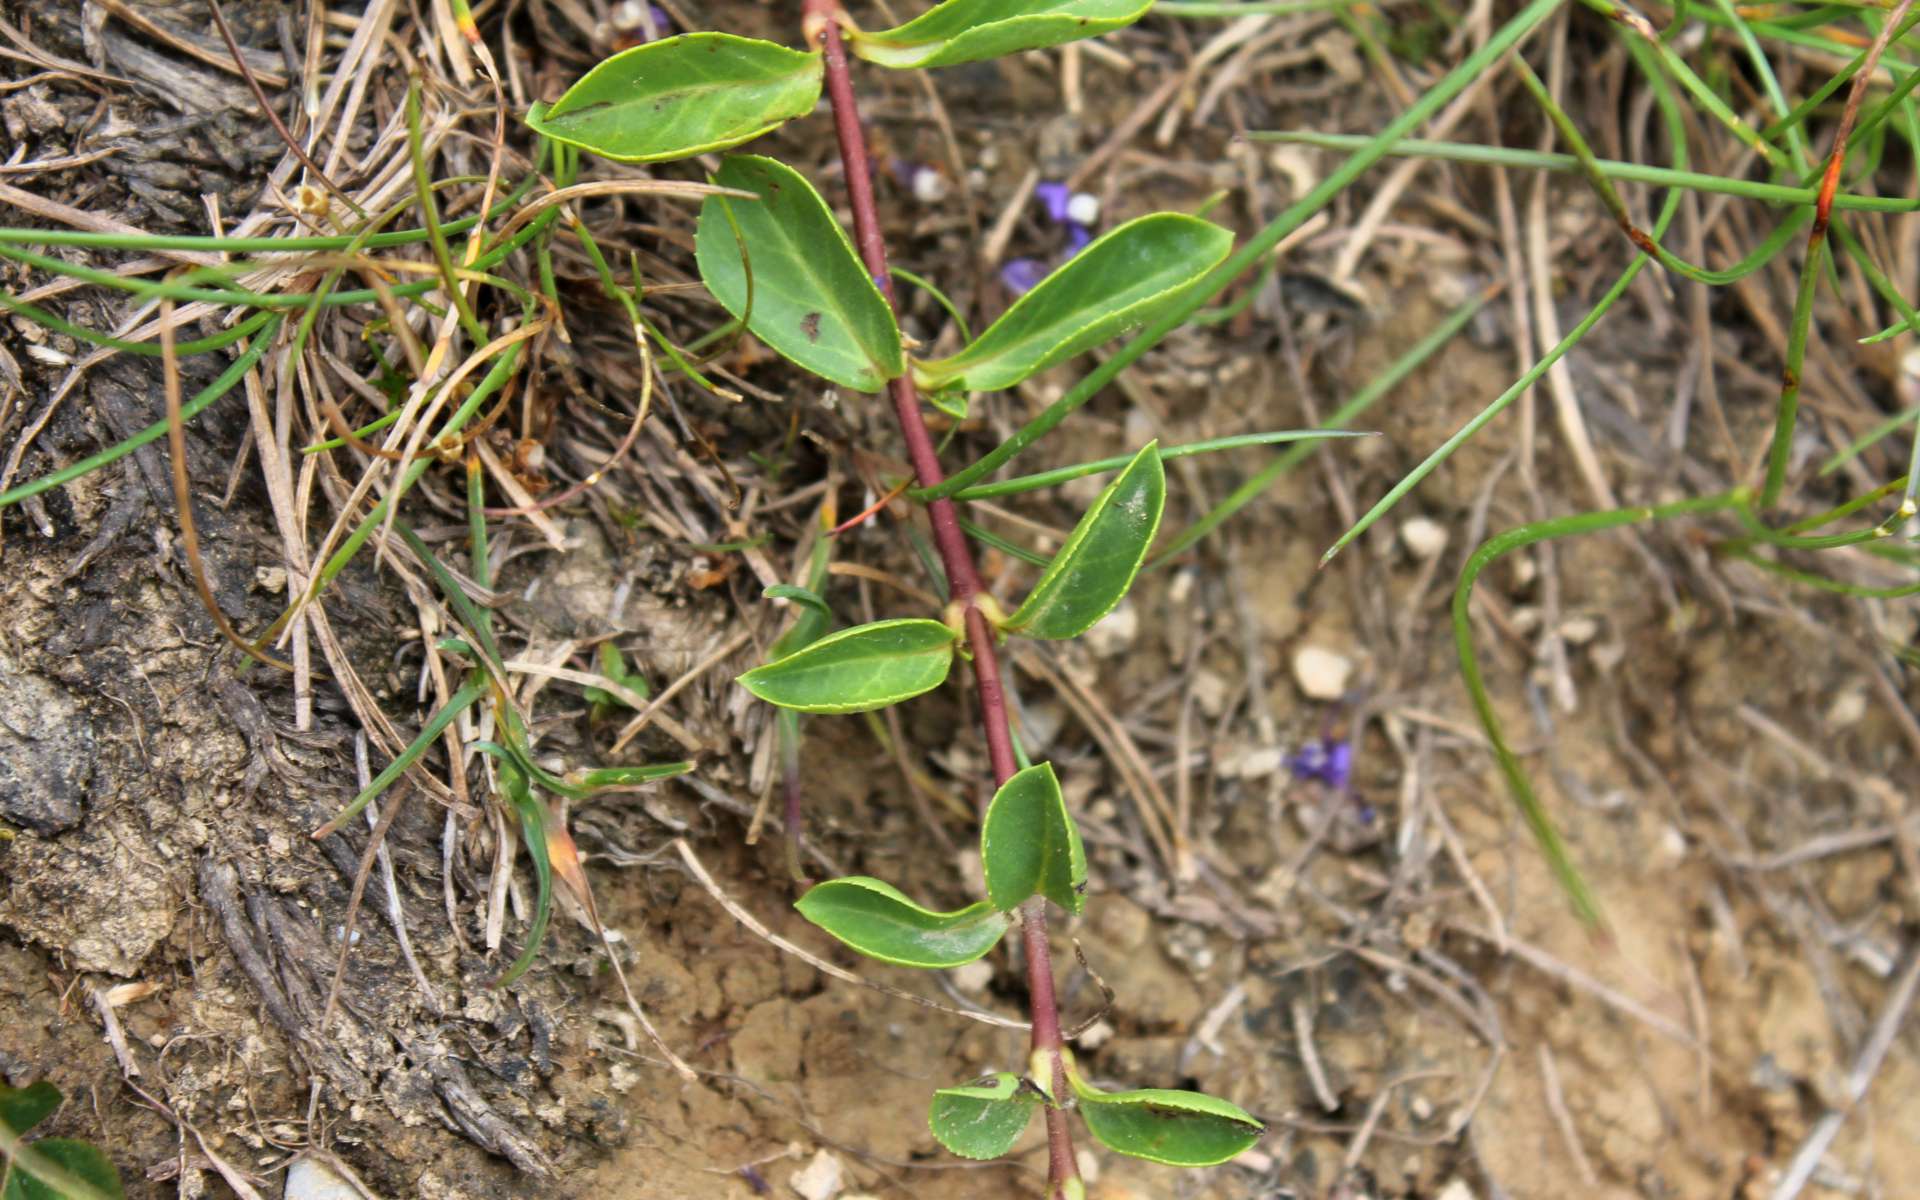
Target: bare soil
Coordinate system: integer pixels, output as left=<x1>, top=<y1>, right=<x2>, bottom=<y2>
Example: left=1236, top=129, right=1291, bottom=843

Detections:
left=2, top=3, right=1917, bottom=1199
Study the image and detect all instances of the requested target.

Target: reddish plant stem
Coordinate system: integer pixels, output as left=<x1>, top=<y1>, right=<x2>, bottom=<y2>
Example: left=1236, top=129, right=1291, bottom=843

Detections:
left=1021, top=897, right=1077, bottom=1188
left=803, top=4, right=1077, bottom=1195
left=809, top=0, right=1016, bottom=785
left=963, top=605, right=1019, bottom=784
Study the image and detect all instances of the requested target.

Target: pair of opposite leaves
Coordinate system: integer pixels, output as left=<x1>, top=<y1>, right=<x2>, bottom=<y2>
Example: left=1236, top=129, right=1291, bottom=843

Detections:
left=792, top=765, right=1266, bottom=1169
left=794, top=759, right=1085, bottom=973
left=735, top=439, right=1164, bottom=714
left=526, top=2, right=1157, bottom=164
left=522, top=16, right=1234, bottom=399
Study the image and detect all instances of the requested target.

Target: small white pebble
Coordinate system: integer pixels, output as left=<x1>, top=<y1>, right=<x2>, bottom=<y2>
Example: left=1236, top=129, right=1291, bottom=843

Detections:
left=1559, top=615, right=1601, bottom=645
left=1190, top=669, right=1230, bottom=718
left=284, top=1158, right=362, bottom=1200
left=1217, top=746, right=1283, bottom=779
left=1826, top=689, right=1868, bottom=729
left=1083, top=601, right=1138, bottom=658
left=790, top=1149, right=843, bottom=1200
left=1291, top=646, right=1352, bottom=700
left=911, top=166, right=949, bottom=204
left=1168, top=569, right=1194, bottom=605
left=1660, top=825, right=1688, bottom=861
left=1268, top=145, right=1320, bottom=197
left=1075, top=1148, right=1102, bottom=1184
left=1591, top=639, right=1626, bottom=673
left=1076, top=1018, right=1115, bottom=1050
left=1065, top=191, right=1101, bottom=226
left=1436, top=1181, right=1480, bottom=1200
left=948, top=959, right=994, bottom=995
left=1399, top=516, right=1448, bottom=560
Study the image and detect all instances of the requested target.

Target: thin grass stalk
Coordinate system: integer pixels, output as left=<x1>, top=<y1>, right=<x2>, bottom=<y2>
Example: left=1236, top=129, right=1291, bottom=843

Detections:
left=920, top=0, right=1567, bottom=501
left=161, top=298, right=294, bottom=671
left=1453, top=490, right=1744, bottom=925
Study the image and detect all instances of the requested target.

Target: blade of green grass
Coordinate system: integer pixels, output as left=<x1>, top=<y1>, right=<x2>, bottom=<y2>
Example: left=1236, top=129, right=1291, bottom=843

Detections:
left=1251, top=134, right=1914, bottom=212
left=1149, top=287, right=1489, bottom=566
left=0, top=315, right=283, bottom=509
left=312, top=679, right=488, bottom=838
left=1454, top=490, right=1743, bottom=925
left=952, top=431, right=1370, bottom=501
left=920, top=0, right=1567, bottom=501
left=1321, top=36, right=1690, bottom=565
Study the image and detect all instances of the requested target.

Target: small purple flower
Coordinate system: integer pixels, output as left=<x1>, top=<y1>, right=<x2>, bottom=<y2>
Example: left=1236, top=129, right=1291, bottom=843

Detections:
left=613, top=2, right=672, bottom=40
left=1063, top=222, right=1092, bottom=256
left=1034, top=180, right=1073, bottom=224
left=1000, top=257, right=1047, bottom=296
left=1289, top=737, right=1353, bottom=791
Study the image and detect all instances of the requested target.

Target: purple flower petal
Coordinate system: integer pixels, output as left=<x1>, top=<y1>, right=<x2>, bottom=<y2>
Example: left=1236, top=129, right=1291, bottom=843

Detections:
left=1000, top=257, right=1046, bottom=295
left=1325, top=741, right=1353, bottom=791
left=1063, top=222, right=1092, bottom=256
left=1289, top=737, right=1353, bottom=790
left=624, top=3, right=671, bottom=40
left=1034, top=181, right=1072, bottom=225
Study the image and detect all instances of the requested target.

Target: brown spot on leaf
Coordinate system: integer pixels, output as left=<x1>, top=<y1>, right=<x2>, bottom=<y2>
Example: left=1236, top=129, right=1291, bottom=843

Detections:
left=801, top=312, right=822, bottom=342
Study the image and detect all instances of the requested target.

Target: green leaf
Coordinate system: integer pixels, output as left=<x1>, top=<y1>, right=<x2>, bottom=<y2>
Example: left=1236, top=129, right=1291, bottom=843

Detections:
left=5, top=1138, right=125, bottom=1200
left=928, top=1073, right=1039, bottom=1160
left=1072, top=1080, right=1264, bottom=1167
left=851, top=0, right=1151, bottom=69
left=913, top=214, right=1231, bottom=393
left=395, top=523, right=507, bottom=684
left=1005, top=443, right=1164, bottom=639
left=696, top=156, right=905, bottom=392
left=981, top=762, right=1086, bottom=914
left=312, top=679, right=490, bottom=839
left=604, top=642, right=649, bottom=697
left=795, top=877, right=1011, bottom=968
left=928, top=390, right=970, bottom=421
left=768, top=599, right=833, bottom=662
left=492, top=763, right=552, bottom=989
left=0, top=1085, right=59, bottom=1140
left=765, top=584, right=834, bottom=622
left=586, top=642, right=648, bottom=712
left=572, top=762, right=694, bottom=789
left=525, top=34, right=822, bottom=163
left=738, top=618, right=957, bottom=713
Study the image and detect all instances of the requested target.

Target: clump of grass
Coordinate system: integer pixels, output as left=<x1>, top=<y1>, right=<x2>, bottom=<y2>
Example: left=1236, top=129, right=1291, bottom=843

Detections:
left=0, top=30, right=716, bottom=1047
